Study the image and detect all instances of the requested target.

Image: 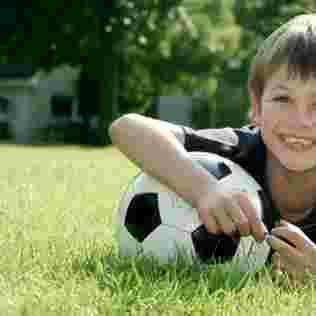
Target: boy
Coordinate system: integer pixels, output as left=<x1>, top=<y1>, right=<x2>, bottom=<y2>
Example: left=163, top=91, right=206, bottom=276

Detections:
left=109, top=14, right=316, bottom=281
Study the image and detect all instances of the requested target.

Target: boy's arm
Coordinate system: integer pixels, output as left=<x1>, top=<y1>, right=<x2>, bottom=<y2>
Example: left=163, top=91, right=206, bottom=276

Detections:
left=109, top=113, right=267, bottom=240
left=108, top=113, right=218, bottom=209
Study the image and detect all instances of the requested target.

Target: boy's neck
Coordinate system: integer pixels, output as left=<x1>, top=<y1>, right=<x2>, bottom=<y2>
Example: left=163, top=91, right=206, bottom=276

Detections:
left=265, top=152, right=316, bottom=223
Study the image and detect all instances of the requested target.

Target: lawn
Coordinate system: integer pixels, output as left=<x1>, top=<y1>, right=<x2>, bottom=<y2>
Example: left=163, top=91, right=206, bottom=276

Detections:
left=1, top=144, right=316, bottom=316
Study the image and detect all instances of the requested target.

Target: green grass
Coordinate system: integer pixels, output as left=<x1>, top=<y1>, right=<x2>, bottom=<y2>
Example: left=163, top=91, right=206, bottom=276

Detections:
left=1, top=144, right=316, bottom=315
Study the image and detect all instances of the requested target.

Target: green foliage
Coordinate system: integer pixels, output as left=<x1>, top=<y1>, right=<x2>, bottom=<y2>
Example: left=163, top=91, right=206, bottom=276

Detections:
left=125, top=0, right=243, bottom=122
left=232, top=0, right=313, bottom=71
left=183, top=0, right=245, bottom=128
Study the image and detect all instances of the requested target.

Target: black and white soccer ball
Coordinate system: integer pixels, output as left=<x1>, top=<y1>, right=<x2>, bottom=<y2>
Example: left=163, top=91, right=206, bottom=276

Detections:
left=116, top=152, right=271, bottom=272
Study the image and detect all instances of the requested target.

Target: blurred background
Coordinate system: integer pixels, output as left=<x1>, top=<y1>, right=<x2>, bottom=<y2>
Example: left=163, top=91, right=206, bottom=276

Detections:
left=0, top=0, right=314, bottom=146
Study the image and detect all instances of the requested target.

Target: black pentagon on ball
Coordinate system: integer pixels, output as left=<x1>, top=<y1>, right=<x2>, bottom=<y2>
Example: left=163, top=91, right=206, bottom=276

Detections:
left=194, top=157, right=232, bottom=180
left=191, top=225, right=238, bottom=263
left=125, top=193, right=162, bottom=242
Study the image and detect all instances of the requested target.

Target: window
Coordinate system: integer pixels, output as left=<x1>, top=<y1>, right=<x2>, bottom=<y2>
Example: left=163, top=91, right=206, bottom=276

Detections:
left=50, top=94, right=73, bottom=117
left=0, top=96, right=10, bottom=114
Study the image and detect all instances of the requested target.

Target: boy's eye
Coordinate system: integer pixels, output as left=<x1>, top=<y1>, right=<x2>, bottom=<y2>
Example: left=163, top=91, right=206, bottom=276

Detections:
left=273, top=96, right=289, bottom=103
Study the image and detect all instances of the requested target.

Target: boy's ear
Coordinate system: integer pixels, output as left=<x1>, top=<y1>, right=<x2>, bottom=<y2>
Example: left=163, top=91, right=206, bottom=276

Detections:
left=249, top=91, right=261, bottom=126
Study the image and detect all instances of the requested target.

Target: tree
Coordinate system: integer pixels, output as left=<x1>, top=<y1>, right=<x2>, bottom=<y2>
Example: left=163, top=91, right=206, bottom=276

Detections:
left=0, top=0, right=189, bottom=144
left=121, top=0, right=242, bottom=124
left=0, top=0, right=247, bottom=141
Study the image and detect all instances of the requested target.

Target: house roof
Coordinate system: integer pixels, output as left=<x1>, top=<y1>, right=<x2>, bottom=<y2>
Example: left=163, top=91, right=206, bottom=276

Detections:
left=0, top=64, right=35, bottom=79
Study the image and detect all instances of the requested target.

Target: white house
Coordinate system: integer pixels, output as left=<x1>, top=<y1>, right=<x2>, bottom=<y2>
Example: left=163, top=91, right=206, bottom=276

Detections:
left=0, top=64, right=196, bottom=144
left=0, top=64, right=80, bottom=143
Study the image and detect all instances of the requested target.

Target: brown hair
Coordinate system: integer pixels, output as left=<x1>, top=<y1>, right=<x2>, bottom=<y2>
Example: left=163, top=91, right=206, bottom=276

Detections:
left=248, top=14, right=316, bottom=105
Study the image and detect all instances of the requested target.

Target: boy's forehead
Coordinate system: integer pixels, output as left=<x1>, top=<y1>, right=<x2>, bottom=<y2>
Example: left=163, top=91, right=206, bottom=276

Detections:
left=266, top=64, right=316, bottom=94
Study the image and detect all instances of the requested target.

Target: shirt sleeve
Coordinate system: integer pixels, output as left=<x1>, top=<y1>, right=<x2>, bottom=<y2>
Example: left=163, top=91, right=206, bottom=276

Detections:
left=181, top=126, right=240, bottom=160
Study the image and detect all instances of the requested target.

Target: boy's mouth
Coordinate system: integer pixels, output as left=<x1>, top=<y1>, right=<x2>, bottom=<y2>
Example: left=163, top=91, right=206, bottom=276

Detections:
left=280, top=135, right=315, bottom=151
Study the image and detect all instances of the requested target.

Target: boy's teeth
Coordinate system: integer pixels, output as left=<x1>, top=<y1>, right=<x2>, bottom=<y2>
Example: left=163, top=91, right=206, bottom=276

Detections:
left=284, top=137, right=312, bottom=145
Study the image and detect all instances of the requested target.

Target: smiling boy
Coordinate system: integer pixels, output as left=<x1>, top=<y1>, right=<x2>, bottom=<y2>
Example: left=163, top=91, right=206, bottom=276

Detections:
left=110, top=14, right=316, bottom=281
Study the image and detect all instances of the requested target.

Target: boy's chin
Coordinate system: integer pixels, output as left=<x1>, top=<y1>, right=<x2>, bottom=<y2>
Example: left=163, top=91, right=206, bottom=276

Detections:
left=279, top=158, right=316, bottom=174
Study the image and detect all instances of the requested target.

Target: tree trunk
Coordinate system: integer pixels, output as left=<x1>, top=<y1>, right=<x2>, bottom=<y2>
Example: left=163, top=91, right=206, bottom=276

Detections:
left=97, top=43, right=119, bottom=145
left=96, top=25, right=121, bottom=145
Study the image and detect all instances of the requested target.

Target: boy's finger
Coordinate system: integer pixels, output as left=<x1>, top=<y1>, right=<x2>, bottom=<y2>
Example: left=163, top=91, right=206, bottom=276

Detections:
left=266, top=234, right=302, bottom=263
left=198, top=210, right=220, bottom=235
left=271, top=251, right=281, bottom=271
left=224, top=196, right=250, bottom=236
left=271, top=222, right=316, bottom=251
left=236, top=192, right=267, bottom=241
left=214, top=209, right=238, bottom=236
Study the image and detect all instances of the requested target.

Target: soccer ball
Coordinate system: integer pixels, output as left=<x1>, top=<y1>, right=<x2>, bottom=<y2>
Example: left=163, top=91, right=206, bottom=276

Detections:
left=116, top=152, right=271, bottom=272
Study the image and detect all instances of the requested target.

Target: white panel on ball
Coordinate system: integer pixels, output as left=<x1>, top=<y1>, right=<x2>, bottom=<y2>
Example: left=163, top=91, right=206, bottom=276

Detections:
left=131, top=172, right=165, bottom=193
left=158, top=191, right=201, bottom=232
left=142, top=225, right=195, bottom=264
left=117, top=226, right=142, bottom=257
left=219, top=160, right=261, bottom=192
left=233, top=237, right=270, bottom=272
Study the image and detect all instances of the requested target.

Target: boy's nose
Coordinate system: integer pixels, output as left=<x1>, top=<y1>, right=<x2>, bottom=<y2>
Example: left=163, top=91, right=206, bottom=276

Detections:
left=297, top=107, right=315, bottom=128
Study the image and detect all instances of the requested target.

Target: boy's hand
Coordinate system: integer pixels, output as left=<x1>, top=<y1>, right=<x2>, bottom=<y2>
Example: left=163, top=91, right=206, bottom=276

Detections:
left=196, top=189, right=268, bottom=242
left=268, top=220, right=316, bottom=282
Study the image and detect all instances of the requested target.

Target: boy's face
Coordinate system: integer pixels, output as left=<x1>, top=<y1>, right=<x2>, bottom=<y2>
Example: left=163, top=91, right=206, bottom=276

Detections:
left=251, top=64, right=316, bottom=172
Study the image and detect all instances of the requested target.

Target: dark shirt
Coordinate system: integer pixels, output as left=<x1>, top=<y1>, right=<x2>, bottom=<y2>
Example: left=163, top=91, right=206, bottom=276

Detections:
left=182, top=125, right=316, bottom=243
